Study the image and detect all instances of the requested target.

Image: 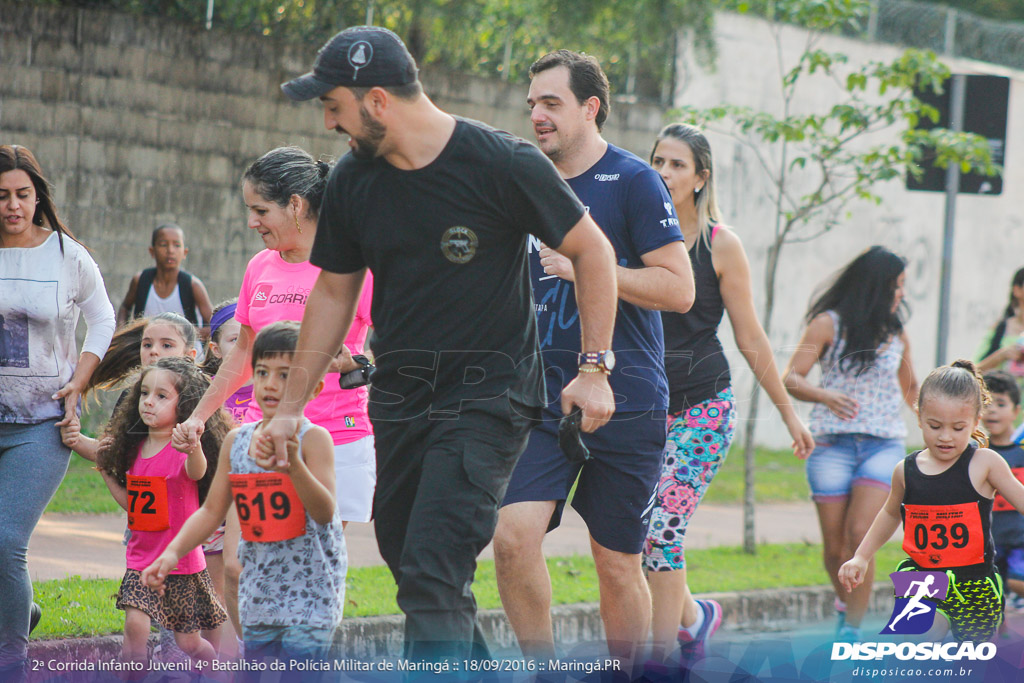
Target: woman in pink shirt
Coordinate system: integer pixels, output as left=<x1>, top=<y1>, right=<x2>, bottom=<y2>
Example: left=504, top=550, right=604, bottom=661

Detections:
left=174, top=147, right=374, bottom=639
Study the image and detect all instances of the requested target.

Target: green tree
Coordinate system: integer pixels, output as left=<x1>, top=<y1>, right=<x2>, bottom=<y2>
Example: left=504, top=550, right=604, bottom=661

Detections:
left=679, top=0, right=998, bottom=553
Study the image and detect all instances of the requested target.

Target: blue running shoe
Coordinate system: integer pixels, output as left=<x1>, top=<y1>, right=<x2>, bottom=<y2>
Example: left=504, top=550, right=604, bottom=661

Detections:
left=678, top=599, right=722, bottom=661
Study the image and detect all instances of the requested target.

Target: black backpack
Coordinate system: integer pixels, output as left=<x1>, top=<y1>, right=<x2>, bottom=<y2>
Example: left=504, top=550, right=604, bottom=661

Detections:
left=131, top=268, right=198, bottom=325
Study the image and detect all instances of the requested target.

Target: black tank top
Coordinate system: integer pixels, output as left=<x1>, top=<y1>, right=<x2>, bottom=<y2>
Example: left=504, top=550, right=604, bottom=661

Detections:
left=662, top=226, right=731, bottom=413
left=901, top=445, right=994, bottom=577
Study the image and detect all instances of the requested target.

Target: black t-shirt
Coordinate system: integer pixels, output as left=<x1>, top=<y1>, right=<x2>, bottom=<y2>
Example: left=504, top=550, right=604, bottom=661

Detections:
left=311, top=118, right=586, bottom=421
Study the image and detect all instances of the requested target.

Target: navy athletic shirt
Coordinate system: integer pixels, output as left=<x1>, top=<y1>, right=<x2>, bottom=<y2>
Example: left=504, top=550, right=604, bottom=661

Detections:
left=529, top=144, right=683, bottom=413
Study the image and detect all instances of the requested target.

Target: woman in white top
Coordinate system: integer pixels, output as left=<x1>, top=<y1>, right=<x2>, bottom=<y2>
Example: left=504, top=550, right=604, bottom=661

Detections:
left=0, top=145, right=115, bottom=679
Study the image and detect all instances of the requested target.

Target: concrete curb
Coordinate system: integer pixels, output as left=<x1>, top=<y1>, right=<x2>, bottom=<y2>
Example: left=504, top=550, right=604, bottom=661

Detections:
left=28, top=584, right=892, bottom=662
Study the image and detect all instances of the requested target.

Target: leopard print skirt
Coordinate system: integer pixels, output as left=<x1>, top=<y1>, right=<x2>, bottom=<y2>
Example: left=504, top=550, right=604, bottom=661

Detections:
left=116, top=569, right=227, bottom=633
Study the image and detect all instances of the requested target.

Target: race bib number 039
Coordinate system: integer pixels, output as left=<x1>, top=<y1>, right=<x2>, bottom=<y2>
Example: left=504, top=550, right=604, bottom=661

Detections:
left=125, top=475, right=170, bottom=531
left=902, top=502, right=984, bottom=568
left=229, top=473, right=306, bottom=543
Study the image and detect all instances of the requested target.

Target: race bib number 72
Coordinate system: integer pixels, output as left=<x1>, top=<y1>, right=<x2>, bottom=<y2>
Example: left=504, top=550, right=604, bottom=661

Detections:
left=126, top=475, right=170, bottom=531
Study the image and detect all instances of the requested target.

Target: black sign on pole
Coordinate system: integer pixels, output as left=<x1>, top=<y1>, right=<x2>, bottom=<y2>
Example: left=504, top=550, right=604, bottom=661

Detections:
left=907, top=74, right=1009, bottom=195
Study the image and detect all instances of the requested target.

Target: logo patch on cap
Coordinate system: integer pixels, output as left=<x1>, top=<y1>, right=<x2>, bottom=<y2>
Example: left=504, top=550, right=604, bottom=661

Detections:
left=348, top=41, right=373, bottom=79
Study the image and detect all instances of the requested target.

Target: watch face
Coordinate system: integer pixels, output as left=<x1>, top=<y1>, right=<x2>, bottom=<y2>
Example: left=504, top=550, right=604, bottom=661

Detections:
left=602, top=350, right=616, bottom=371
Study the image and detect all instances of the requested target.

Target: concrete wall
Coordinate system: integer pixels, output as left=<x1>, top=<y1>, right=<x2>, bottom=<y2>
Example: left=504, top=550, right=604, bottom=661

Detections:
left=2, top=4, right=1020, bottom=446
left=674, top=13, right=1024, bottom=446
left=0, top=2, right=665, bottom=313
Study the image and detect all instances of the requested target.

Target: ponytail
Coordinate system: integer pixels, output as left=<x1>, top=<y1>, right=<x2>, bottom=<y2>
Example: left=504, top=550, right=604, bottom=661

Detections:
left=918, top=359, right=991, bottom=435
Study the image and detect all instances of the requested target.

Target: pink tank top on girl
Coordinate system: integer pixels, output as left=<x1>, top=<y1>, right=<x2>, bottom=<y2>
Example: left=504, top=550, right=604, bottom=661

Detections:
left=235, top=249, right=374, bottom=445
left=124, top=441, right=206, bottom=574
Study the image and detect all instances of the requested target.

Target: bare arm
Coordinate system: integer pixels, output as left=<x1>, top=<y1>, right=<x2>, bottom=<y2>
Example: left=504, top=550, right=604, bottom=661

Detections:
left=54, top=351, right=102, bottom=428
left=551, top=214, right=618, bottom=432
left=173, top=323, right=255, bottom=450
left=716, top=229, right=814, bottom=458
left=984, top=449, right=1024, bottom=511
left=116, top=273, right=141, bottom=329
left=783, top=314, right=859, bottom=420
left=897, top=330, right=919, bottom=412
left=182, top=440, right=207, bottom=482
left=100, top=469, right=129, bottom=511
left=540, top=240, right=694, bottom=314
left=192, top=277, right=215, bottom=342
left=255, top=425, right=336, bottom=525
left=616, top=241, right=694, bottom=312
left=839, top=464, right=905, bottom=591
left=265, top=270, right=365, bottom=463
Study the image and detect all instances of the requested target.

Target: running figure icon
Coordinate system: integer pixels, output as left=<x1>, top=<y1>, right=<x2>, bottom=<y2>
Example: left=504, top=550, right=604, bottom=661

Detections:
left=888, top=574, right=939, bottom=630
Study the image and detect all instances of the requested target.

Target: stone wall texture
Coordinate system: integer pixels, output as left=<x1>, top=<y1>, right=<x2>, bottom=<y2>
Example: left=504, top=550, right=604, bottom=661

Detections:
left=0, top=1, right=665, bottom=309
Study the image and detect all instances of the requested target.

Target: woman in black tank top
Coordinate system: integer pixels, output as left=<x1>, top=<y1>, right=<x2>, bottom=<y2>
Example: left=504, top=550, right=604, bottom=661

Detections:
left=644, top=124, right=815, bottom=662
left=840, top=361, right=1024, bottom=643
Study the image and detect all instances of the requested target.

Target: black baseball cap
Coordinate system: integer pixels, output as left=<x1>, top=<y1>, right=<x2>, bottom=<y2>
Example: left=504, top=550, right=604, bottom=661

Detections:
left=281, top=26, right=419, bottom=101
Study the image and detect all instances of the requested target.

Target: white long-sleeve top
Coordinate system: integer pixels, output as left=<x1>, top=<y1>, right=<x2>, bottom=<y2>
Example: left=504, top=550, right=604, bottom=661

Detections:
left=0, top=231, right=115, bottom=423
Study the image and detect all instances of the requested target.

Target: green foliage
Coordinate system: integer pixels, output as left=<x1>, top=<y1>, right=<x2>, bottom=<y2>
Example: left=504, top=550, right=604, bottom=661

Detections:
left=46, top=456, right=122, bottom=514
left=675, top=0, right=998, bottom=243
left=701, top=447, right=809, bottom=504
left=37, top=0, right=716, bottom=101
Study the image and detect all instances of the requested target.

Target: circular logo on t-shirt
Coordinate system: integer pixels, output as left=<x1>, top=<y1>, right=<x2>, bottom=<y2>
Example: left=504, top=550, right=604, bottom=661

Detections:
left=440, top=226, right=478, bottom=264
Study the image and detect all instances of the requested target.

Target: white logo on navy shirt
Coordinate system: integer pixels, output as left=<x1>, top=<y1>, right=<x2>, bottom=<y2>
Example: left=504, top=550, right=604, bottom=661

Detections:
left=594, top=173, right=620, bottom=182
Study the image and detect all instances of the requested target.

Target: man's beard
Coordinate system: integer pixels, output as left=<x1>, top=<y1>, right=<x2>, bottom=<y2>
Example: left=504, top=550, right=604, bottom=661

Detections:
left=349, top=105, right=387, bottom=160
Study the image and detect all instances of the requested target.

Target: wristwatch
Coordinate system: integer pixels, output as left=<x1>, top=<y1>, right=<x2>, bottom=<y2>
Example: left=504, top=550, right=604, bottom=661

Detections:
left=578, top=350, right=615, bottom=375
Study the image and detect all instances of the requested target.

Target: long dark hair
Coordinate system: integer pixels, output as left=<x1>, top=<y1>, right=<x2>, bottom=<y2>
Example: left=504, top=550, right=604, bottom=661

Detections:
left=98, top=357, right=231, bottom=503
left=0, top=145, right=80, bottom=253
left=84, top=313, right=197, bottom=396
left=806, top=245, right=907, bottom=371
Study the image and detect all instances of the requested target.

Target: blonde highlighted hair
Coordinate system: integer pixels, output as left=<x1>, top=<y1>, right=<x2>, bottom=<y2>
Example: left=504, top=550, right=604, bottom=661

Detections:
left=650, top=123, right=721, bottom=253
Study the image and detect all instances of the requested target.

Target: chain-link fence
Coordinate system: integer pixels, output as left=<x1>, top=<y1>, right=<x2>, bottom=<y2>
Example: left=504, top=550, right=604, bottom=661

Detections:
left=867, top=0, right=1024, bottom=71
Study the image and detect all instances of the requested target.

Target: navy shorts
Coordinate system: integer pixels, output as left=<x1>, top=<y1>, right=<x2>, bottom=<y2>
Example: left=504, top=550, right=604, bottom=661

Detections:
left=501, top=408, right=667, bottom=554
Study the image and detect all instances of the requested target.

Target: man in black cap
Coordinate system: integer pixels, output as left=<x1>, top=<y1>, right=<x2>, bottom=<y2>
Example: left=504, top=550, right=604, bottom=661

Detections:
left=264, top=26, right=620, bottom=663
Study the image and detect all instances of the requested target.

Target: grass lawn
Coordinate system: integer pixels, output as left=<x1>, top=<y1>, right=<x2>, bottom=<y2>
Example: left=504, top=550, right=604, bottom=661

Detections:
left=32, top=542, right=906, bottom=639
left=701, top=446, right=809, bottom=504
left=48, top=446, right=810, bottom=517
left=46, top=455, right=122, bottom=515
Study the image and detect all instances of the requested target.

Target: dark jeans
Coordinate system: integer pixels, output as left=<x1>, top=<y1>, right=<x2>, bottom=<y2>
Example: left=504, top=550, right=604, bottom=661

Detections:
left=372, top=397, right=538, bottom=662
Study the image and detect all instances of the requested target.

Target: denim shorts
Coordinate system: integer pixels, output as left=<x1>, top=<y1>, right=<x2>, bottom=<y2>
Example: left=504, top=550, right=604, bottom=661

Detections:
left=805, top=433, right=905, bottom=502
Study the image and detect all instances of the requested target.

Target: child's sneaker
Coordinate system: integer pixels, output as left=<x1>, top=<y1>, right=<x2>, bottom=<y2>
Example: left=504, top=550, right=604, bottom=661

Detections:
left=835, top=624, right=863, bottom=643
left=834, top=597, right=847, bottom=636
left=678, top=599, right=722, bottom=661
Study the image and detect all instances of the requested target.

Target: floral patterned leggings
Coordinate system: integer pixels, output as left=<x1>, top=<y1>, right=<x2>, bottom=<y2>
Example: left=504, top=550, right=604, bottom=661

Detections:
left=644, top=387, right=737, bottom=572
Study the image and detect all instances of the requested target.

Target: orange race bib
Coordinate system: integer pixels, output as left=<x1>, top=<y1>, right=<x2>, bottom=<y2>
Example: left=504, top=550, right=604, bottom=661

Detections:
left=993, top=467, right=1024, bottom=512
left=902, top=502, right=985, bottom=568
left=229, top=473, right=306, bottom=543
left=126, top=475, right=170, bottom=531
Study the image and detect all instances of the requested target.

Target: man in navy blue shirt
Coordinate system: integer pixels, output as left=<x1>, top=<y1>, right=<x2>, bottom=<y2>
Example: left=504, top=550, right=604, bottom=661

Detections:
left=494, top=50, right=695, bottom=664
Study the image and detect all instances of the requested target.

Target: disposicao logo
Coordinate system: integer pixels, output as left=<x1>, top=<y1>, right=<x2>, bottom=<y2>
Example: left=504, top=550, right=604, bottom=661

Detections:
left=830, top=570, right=996, bottom=663
left=883, top=570, right=948, bottom=635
